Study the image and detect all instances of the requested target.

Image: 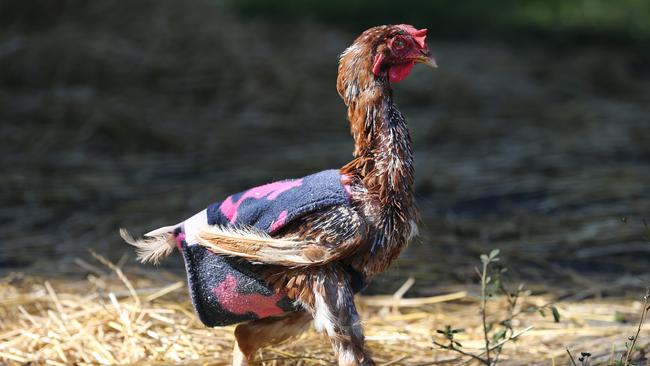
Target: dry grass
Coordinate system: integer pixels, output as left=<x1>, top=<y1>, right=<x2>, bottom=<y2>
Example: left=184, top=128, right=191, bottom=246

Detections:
left=1, top=253, right=648, bottom=366
left=1, top=3, right=650, bottom=365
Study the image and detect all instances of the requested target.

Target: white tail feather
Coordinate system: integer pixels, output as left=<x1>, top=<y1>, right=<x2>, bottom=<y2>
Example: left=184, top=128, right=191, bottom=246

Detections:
left=120, top=228, right=176, bottom=264
left=145, top=224, right=179, bottom=237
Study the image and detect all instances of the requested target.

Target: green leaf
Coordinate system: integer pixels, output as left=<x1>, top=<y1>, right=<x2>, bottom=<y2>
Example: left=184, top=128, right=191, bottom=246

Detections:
left=480, top=254, right=489, bottom=264
left=551, top=306, right=561, bottom=323
left=538, top=309, right=546, bottom=317
left=493, top=328, right=507, bottom=342
left=489, top=249, right=500, bottom=260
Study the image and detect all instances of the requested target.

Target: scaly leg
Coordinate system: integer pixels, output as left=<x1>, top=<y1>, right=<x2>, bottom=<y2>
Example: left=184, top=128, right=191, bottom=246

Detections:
left=302, top=266, right=374, bottom=366
left=231, top=310, right=312, bottom=366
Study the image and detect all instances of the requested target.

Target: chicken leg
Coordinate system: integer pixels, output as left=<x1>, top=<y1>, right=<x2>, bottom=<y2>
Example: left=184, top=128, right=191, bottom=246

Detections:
left=232, top=310, right=312, bottom=366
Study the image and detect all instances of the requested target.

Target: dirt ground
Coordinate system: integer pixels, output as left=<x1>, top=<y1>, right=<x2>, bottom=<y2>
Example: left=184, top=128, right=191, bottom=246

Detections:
left=1, top=1, right=649, bottom=364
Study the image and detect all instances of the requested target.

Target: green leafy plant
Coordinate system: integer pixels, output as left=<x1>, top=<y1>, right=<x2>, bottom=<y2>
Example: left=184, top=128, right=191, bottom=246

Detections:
left=621, top=286, right=650, bottom=366
left=434, top=249, right=559, bottom=365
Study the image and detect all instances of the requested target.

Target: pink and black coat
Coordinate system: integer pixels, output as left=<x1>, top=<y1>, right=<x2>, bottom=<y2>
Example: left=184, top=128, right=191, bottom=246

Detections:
left=163, top=170, right=364, bottom=327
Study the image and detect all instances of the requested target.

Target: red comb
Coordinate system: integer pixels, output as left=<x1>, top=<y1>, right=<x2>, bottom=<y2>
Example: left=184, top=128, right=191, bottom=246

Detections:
left=397, top=24, right=428, bottom=49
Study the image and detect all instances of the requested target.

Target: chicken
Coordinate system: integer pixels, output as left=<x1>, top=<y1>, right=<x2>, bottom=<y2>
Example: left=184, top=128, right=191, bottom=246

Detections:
left=122, top=24, right=436, bottom=366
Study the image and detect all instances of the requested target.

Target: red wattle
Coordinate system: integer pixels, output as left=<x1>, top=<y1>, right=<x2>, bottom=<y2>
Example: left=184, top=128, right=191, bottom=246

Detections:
left=389, top=62, right=415, bottom=83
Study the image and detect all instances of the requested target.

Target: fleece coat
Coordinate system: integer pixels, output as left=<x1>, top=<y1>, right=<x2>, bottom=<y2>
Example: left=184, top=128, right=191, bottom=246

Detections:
left=162, top=169, right=363, bottom=327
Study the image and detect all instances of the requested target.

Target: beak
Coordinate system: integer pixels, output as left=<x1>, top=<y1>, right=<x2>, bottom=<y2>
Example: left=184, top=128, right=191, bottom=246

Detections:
left=414, top=51, right=437, bottom=68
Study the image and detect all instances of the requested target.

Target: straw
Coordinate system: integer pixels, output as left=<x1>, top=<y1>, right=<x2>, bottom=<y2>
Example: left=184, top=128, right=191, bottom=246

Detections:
left=0, top=259, right=648, bottom=366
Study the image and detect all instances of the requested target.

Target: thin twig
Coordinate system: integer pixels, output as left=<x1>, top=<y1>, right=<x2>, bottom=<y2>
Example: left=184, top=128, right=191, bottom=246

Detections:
left=507, top=302, right=555, bottom=321
left=566, top=347, right=578, bottom=366
left=623, top=286, right=650, bottom=365
left=414, top=358, right=463, bottom=366
left=382, top=355, right=411, bottom=366
left=480, top=261, right=491, bottom=364
left=252, top=355, right=335, bottom=365
left=460, top=326, right=534, bottom=364
left=492, top=349, right=502, bottom=366
left=434, top=341, right=487, bottom=365
left=90, top=250, right=141, bottom=307
left=362, top=291, right=467, bottom=307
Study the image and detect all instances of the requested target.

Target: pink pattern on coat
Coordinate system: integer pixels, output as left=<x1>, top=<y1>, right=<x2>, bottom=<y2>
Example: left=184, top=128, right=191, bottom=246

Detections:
left=219, top=179, right=304, bottom=224
left=269, top=210, right=289, bottom=233
left=212, top=274, right=285, bottom=318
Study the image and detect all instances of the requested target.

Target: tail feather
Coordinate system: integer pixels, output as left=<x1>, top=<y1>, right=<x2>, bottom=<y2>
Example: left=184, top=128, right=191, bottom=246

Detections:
left=145, top=224, right=179, bottom=237
left=120, top=228, right=176, bottom=265
left=197, top=226, right=330, bottom=267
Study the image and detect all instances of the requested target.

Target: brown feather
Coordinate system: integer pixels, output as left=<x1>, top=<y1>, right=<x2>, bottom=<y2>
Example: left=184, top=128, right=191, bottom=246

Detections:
left=196, top=205, right=366, bottom=268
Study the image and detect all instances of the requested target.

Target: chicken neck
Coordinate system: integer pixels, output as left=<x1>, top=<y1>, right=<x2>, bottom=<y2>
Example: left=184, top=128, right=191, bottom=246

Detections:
left=337, top=46, right=417, bottom=276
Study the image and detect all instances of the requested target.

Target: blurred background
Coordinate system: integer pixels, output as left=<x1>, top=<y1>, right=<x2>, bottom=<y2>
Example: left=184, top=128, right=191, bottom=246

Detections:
left=1, top=0, right=649, bottom=298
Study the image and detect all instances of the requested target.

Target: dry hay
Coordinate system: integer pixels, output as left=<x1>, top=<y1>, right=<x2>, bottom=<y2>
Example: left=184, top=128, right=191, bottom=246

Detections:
left=0, top=254, right=648, bottom=366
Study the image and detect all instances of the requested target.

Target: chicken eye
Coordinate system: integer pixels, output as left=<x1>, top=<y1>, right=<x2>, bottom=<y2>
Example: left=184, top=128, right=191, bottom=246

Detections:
left=393, top=37, right=406, bottom=50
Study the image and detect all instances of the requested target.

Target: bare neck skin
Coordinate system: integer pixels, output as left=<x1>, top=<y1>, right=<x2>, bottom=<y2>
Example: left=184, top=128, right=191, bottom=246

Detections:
left=337, top=43, right=417, bottom=276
